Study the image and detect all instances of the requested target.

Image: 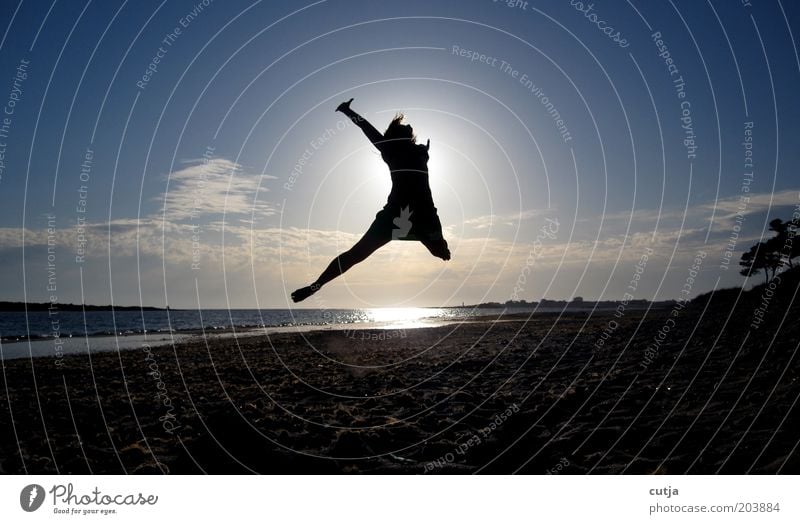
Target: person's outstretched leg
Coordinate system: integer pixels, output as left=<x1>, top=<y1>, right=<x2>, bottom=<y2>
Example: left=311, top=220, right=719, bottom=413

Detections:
left=291, top=231, right=390, bottom=302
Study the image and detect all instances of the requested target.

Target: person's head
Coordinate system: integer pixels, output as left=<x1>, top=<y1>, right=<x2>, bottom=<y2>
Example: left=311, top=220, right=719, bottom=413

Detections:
left=384, top=113, right=416, bottom=145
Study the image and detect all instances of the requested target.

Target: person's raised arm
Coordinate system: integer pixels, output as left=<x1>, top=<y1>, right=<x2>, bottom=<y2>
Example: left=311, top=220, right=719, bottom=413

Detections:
left=335, top=98, right=385, bottom=151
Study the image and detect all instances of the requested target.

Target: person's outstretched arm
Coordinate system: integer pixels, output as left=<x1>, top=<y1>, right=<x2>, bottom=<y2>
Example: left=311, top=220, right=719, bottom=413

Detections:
left=335, top=98, right=385, bottom=151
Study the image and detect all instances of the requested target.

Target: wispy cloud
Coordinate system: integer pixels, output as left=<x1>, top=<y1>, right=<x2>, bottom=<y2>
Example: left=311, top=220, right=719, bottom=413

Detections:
left=595, top=189, right=799, bottom=228
left=705, top=188, right=799, bottom=223
left=2, top=188, right=798, bottom=306
left=460, top=208, right=551, bottom=231
left=157, top=158, right=278, bottom=222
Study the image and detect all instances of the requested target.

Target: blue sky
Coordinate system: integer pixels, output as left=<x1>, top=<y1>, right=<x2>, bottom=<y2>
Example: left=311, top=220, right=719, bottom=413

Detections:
left=0, top=0, right=798, bottom=308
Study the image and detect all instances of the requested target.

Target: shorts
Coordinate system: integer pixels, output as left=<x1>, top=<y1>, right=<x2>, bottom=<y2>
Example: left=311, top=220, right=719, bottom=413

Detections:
left=366, top=206, right=446, bottom=242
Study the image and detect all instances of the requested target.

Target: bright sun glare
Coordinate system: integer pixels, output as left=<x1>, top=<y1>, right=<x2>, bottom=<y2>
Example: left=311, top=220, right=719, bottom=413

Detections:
left=367, top=307, right=443, bottom=328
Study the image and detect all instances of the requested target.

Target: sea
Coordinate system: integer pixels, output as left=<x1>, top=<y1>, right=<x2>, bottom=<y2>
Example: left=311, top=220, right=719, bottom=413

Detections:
left=0, top=306, right=562, bottom=360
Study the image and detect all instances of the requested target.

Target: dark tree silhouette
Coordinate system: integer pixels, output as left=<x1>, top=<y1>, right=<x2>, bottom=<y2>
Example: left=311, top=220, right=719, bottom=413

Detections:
left=767, top=218, right=799, bottom=268
left=740, top=217, right=799, bottom=283
left=740, top=242, right=770, bottom=284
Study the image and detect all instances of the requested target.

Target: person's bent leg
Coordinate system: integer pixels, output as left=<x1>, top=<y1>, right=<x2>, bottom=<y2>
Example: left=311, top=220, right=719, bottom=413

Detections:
left=416, top=211, right=450, bottom=261
left=421, top=235, right=451, bottom=261
left=291, top=231, right=390, bottom=302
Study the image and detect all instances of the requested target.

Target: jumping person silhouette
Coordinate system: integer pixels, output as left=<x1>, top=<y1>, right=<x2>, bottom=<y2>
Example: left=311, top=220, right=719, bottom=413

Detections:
left=291, top=98, right=450, bottom=303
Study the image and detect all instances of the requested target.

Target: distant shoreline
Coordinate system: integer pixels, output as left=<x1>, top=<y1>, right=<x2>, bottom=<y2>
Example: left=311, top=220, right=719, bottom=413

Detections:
left=1, top=300, right=676, bottom=312
left=0, top=301, right=169, bottom=312
left=445, top=299, right=676, bottom=309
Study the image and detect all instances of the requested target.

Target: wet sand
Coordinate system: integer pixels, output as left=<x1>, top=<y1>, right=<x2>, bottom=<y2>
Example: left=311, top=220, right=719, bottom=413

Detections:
left=0, top=297, right=798, bottom=474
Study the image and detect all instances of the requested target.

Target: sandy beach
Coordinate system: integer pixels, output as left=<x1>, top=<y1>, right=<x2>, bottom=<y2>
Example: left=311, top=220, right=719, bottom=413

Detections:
left=1, top=273, right=798, bottom=474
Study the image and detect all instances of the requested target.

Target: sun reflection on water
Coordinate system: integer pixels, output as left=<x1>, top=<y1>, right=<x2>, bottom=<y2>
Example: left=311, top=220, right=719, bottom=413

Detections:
left=367, top=307, right=443, bottom=328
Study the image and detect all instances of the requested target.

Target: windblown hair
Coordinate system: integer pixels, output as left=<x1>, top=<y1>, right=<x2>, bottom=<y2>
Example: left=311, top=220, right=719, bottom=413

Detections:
left=384, top=113, right=416, bottom=144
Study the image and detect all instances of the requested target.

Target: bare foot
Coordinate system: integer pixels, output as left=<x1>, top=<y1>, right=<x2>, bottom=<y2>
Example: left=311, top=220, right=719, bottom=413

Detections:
left=291, top=284, right=318, bottom=303
left=431, top=244, right=451, bottom=261
left=422, top=238, right=451, bottom=261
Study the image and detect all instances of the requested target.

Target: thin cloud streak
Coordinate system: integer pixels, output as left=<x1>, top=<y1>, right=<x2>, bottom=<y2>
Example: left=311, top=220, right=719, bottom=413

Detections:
left=158, top=157, right=278, bottom=222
